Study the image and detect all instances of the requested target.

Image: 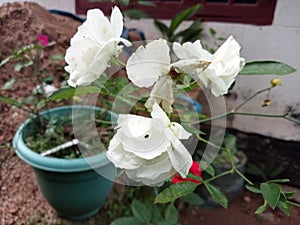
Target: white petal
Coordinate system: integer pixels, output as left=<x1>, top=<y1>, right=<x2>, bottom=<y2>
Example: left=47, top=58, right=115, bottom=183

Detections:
left=170, top=122, right=192, bottom=139
left=151, top=103, right=170, bottom=126
left=172, top=59, right=211, bottom=75
left=110, top=6, right=124, bottom=38
left=126, top=39, right=171, bottom=87
left=146, top=77, right=174, bottom=113
left=117, top=114, right=170, bottom=159
left=125, top=152, right=174, bottom=186
left=106, top=135, right=142, bottom=169
left=165, top=130, right=193, bottom=178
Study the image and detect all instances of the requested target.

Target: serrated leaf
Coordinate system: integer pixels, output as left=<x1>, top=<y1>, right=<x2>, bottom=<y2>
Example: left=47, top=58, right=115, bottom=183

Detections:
left=204, top=183, right=228, bottom=208
left=48, top=86, right=101, bottom=101
left=180, top=192, right=205, bottom=205
left=245, top=184, right=261, bottom=194
left=110, top=217, right=142, bottom=225
left=164, top=204, right=178, bottom=224
left=255, top=202, right=267, bottom=214
left=131, top=200, right=151, bottom=223
left=260, top=182, right=281, bottom=209
left=239, top=61, right=296, bottom=75
left=155, top=182, right=197, bottom=204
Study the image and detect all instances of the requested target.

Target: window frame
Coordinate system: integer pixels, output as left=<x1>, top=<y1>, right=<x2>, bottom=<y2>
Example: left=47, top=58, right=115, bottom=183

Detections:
left=75, top=0, right=277, bottom=25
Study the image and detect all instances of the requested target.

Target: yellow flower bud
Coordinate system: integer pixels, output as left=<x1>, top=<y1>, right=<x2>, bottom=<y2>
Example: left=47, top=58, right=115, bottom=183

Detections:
left=270, top=78, right=282, bottom=87
left=262, top=99, right=271, bottom=107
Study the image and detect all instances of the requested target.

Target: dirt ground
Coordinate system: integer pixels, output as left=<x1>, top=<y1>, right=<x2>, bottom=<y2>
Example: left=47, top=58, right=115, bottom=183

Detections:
left=0, top=2, right=299, bottom=225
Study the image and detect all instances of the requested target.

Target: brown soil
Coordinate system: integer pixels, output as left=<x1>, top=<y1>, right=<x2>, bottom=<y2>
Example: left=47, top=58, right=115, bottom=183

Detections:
left=0, top=2, right=299, bottom=225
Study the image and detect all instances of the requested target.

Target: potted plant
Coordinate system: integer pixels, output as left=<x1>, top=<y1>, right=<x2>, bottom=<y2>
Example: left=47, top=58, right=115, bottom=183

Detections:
left=12, top=105, right=117, bottom=220
left=0, top=35, right=117, bottom=220
left=1, top=5, right=300, bottom=221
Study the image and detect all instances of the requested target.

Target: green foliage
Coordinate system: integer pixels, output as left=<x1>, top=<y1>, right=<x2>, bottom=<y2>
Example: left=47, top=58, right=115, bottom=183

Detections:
left=111, top=200, right=180, bottom=225
left=155, top=182, right=198, bottom=204
left=154, top=4, right=202, bottom=43
left=204, top=182, right=228, bottom=208
left=246, top=161, right=284, bottom=182
left=246, top=179, right=299, bottom=215
left=239, top=61, right=296, bottom=75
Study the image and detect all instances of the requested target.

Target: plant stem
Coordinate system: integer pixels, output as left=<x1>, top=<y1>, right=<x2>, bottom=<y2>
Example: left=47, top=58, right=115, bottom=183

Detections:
left=234, top=87, right=270, bottom=111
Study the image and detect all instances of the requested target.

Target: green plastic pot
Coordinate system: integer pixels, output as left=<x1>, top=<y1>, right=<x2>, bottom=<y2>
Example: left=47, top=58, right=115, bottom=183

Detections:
left=12, top=106, right=116, bottom=220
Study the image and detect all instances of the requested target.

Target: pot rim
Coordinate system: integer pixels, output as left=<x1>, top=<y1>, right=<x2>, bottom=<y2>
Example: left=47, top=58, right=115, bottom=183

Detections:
left=12, top=105, right=115, bottom=173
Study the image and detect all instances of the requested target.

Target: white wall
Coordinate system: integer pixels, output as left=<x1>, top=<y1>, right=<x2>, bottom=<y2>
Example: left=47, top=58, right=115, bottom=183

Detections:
left=127, top=0, right=300, bottom=141
left=1, top=0, right=299, bottom=141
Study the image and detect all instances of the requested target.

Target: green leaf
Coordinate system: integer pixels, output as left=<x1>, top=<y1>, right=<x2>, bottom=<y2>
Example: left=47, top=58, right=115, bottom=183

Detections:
left=245, top=163, right=266, bottom=180
left=14, top=60, right=34, bottom=72
left=48, top=86, right=101, bottom=101
left=277, top=197, right=291, bottom=215
left=245, top=184, right=261, bottom=194
left=124, top=9, right=151, bottom=19
left=239, top=61, right=296, bottom=75
left=173, top=20, right=202, bottom=42
left=267, top=178, right=290, bottom=183
left=150, top=204, right=164, bottom=223
left=283, top=191, right=295, bottom=199
left=164, top=203, right=178, bottom=224
left=51, top=54, right=64, bottom=61
left=137, top=0, right=156, bottom=7
left=180, top=192, right=205, bottom=205
left=168, top=4, right=202, bottom=37
left=260, top=182, right=281, bottom=209
left=209, top=27, right=217, bottom=36
left=0, top=95, right=23, bottom=108
left=199, top=161, right=215, bottom=177
left=204, top=183, right=228, bottom=208
left=2, top=78, right=16, bottom=90
left=154, top=20, right=169, bottom=36
left=155, top=182, right=197, bottom=204
left=110, top=217, right=142, bottom=225
left=255, top=201, right=267, bottom=214
left=131, top=199, right=151, bottom=223
left=182, top=124, right=205, bottom=135
left=0, top=55, right=14, bottom=67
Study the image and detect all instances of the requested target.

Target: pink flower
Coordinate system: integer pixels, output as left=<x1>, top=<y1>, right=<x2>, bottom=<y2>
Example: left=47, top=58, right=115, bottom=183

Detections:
left=37, top=35, right=49, bottom=47
left=172, top=161, right=202, bottom=184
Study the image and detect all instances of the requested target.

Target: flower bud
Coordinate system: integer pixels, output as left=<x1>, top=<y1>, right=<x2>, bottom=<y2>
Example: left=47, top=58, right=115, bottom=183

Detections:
left=262, top=99, right=271, bottom=107
left=270, top=78, right=281, bottom=87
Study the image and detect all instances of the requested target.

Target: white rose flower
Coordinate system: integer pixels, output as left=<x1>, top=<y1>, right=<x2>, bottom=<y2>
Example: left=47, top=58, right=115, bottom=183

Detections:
left=65, top=7, right=131, bottom=87
left=173, top=36, right=245, bottom=96
left=126, top=39, right=175, bottom=113
left=106, top=103, right=193, bottom=186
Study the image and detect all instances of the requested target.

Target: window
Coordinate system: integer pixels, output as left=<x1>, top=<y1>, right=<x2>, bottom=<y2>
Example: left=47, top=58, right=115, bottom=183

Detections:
left=76, top=0, right=277, bottom=25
